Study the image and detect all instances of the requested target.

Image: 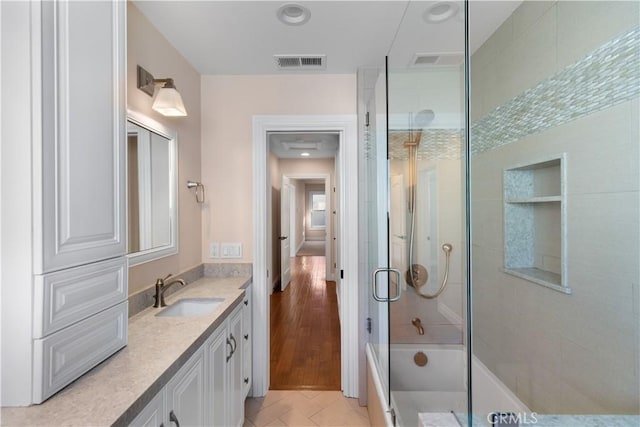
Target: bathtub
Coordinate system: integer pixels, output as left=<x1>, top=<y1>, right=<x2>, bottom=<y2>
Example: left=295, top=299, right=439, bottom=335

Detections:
left=366, top=343, right=528, bottom=427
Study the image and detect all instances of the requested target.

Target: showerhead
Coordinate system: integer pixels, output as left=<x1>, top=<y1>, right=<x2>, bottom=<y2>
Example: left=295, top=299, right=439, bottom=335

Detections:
left=405, top=109, right=435, bottom=147
left=413, top=109, right=435, bottom=128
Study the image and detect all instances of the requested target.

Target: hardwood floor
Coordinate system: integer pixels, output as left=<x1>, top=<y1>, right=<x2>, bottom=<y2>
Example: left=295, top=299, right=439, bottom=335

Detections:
left=270, top=255, right=341, bottom=390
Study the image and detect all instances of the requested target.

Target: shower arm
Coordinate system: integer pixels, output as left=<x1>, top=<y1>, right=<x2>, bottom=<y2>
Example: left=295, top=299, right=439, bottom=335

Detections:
left=415, top=243, right=453, bottom=299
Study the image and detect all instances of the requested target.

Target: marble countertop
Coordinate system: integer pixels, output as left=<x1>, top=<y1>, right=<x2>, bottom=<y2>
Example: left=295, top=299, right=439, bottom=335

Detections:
left=1, top=275, right=251, bottom=427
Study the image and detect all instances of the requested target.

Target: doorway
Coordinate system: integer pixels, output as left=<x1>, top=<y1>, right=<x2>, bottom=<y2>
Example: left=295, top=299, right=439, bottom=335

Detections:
left=252, top=115, right=359, bottom=398
left=269, top=135, right=338, bottom=389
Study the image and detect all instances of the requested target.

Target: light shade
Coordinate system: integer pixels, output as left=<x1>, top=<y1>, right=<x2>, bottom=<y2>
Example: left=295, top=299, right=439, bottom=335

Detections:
left=152, top=86, right=187, bottom=117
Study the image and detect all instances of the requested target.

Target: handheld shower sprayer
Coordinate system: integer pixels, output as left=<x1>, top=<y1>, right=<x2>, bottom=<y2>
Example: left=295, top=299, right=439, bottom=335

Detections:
left=403, top=109, right=452, bottom=299
left=406, top=109, right=435, bottom=147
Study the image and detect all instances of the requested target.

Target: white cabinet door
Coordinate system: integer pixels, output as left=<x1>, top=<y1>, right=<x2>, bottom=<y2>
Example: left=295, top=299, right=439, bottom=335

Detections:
left=38, top=0, right=126, bottom=274
left=166, top=347, right=206, bottom=427
left=205, top=303, right=244, bottom=427
left=228, top=306, right=244, bottom=427
left=205, top=322, right=229, bottom=426
left=129, top=389, right=165, bottom=427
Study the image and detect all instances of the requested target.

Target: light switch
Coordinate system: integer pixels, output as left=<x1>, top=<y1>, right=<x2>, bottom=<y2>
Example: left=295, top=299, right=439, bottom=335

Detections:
left=220, top=243, right=242, bottom=258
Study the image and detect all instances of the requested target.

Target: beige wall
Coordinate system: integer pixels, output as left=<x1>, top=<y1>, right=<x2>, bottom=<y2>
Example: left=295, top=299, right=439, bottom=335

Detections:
left=200, top=75, right=356, bottom=265
left=289, top=178, right=306, bottom=252
left=127, top=3, right=202, bottom=295
left=471, top=1, right=639, bottom=414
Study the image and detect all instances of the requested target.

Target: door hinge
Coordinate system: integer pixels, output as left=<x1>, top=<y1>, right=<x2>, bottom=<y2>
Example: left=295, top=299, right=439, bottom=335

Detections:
left=267, top=270, right=269, bottom=278
left=340, top=269, right=344, bottom=279
left=334, top=262, right=337, bottom=268
left=390, top=408, right=396, bottom=426
left=365, top=111, right=370, bottom=127
left=366, top=317, right=372, bottom=334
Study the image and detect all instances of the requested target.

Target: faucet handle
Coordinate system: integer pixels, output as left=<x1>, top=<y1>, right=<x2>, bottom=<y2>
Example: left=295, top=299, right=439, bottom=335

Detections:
left=163, top=273, right=173, bottom=280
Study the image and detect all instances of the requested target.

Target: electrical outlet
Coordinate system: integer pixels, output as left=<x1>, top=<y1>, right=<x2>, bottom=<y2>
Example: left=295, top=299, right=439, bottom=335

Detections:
left=209, top=242, right=219, bottom=258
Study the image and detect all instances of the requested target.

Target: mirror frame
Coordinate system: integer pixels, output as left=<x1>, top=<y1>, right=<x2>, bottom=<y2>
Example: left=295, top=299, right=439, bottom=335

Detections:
left=126, top=109, right=179, bottom=266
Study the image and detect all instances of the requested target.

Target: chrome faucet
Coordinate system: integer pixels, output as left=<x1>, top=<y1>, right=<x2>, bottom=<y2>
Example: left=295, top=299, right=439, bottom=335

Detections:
left=412, top=318, right=425, bottom=335
left=153, top=274, right=186, bottom=307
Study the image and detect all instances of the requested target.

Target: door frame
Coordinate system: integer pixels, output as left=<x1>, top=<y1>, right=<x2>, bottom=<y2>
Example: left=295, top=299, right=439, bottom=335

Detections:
left=283, top=174, right=333, bottom=280
left=252, top=114, right=359, bottom=398
left=289, top=182, right=296, bottom=257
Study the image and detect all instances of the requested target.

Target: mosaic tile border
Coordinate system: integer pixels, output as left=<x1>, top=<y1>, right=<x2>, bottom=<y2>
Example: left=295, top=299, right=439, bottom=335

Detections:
left=471, top=26, right=640, bottom=154
left=388, top=129, right=462, bottom=160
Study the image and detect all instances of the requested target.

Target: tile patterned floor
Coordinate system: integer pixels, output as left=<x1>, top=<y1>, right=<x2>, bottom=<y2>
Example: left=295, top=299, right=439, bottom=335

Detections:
left=244, top=390, right=371, bottom=427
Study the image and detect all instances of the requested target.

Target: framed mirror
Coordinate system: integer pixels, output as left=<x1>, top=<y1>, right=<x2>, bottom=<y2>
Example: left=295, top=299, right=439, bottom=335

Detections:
left=127, top=110, right=178, bottom=266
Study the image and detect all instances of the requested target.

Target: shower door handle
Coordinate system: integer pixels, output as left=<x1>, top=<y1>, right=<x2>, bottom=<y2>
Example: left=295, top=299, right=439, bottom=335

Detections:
left=372, top=268, right=402, bottom=302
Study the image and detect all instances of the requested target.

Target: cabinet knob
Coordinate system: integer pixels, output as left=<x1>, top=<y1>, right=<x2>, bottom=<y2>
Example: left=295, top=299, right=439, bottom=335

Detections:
left=244, top=300, right=248, bottom=306
left=244, top=377, right=249, bottom=384
left=244, top=334, right=249, bottom=340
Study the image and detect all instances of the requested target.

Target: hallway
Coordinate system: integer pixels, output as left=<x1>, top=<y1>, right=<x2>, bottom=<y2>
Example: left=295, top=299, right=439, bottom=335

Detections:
left=270, top=255, right=341, bottom=390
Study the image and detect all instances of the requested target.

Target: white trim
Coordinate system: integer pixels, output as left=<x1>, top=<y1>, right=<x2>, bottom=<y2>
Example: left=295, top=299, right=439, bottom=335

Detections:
left=284, top=173, right=332, bottom=280
left=125, top=110, right=179, bottom=267
left=289, top=183, right=296, bottom=258
left=252, top=114, right=359, bottom=398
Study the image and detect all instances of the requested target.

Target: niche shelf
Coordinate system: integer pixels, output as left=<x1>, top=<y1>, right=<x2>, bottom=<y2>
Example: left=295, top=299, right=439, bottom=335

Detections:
left=503, top=154, right=570, bottom=294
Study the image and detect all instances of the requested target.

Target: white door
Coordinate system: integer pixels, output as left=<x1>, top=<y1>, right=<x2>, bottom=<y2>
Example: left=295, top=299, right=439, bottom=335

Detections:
left=280, top=177, right=292, bottom=290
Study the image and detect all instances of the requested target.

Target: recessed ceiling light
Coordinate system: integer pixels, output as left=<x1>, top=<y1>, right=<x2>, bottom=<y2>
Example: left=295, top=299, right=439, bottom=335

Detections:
left=423, top=2, right=459, bottom=24
left=277, top=3, right=311, bottom=26
left=300, top=152, right=311, bottom=157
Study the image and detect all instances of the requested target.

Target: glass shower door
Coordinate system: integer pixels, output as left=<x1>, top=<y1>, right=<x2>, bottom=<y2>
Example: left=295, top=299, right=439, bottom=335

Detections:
left=385, top=1, right=468, bottom=426
left=362, top=63, right=393, bottom=419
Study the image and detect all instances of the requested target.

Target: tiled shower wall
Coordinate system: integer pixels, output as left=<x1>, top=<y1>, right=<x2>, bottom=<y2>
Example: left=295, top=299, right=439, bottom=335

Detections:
left=471, top=1, right=639, bottom=414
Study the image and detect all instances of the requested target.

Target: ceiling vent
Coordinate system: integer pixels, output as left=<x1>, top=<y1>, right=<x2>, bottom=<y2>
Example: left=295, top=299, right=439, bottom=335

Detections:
left=275, top=55, right=326, bottom=70
left=411, top=53, right=464, bottom=67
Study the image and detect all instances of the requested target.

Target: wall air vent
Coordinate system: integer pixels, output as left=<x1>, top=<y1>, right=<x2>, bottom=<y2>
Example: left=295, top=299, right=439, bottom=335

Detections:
left=275, top=55, right=326, bottom=70
left=411, top=53, right=464, bottom=67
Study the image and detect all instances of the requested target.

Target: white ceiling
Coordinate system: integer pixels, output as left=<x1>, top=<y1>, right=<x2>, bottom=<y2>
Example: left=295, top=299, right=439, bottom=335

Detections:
left=133, top=1, right=522, bottom=75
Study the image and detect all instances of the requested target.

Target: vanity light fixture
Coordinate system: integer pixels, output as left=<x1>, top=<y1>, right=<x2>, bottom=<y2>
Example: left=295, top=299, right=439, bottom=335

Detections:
left=137, top=65, right=188, bottom=117
left=300, top=152, right=311, bottom=157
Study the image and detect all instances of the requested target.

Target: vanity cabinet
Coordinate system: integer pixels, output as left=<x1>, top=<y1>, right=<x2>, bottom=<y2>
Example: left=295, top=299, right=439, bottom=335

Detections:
left=130, top=300, right=248, bottom=427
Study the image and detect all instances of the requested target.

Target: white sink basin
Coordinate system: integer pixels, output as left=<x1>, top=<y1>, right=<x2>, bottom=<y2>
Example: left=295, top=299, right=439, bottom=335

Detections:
left=156, top=298, right=224, bottom=317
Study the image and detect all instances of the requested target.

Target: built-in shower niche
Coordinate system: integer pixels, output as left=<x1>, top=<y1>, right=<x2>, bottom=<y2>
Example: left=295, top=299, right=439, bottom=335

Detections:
left=503, top=154, right=570, bottom=294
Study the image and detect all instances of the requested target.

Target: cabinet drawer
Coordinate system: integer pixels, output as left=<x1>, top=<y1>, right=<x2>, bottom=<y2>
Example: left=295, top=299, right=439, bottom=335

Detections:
left=33, top=301, right=128, bottom=403
left=33, top=257, right=127, bottom=338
